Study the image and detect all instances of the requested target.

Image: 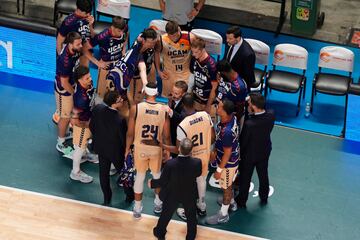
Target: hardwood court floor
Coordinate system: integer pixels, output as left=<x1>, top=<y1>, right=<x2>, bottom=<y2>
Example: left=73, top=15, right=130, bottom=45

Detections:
left=0, top=186, right=265, bottom=240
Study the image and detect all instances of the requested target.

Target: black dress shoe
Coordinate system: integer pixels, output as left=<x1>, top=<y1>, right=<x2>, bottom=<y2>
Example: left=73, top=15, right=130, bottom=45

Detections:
left=102, top=200, right=111, bottom=206
left=153, top=228, right=165, bottom=240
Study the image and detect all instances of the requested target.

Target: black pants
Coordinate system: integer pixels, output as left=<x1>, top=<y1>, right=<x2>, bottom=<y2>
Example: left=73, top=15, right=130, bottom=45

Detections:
left=236, top=158, right=269, bottom=205
left=98, top=155, right=134, bottom=203
left=154, top=197, right=197, bottom=240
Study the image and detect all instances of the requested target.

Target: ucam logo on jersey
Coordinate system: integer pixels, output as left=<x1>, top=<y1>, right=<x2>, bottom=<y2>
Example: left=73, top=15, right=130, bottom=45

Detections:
left=0, top=39, right=13, bottom=69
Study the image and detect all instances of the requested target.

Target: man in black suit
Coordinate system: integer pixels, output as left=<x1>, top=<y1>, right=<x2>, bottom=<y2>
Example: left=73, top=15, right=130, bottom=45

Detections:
left=148, top=138, right=201, bottom=240
left=235, top=93, right=275, bottom=207
left=224, top=26, right=256, bottom=90
left=89, top=90, right=134, bottom=205
left=163, top=81, right=188, bottom=157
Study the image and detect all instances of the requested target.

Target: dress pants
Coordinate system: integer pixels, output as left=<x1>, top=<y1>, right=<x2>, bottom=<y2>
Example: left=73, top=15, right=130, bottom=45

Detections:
left=98, top=155, right=134, bottom=204
left=154, top=196, right=197, bottom=240
left=236, top=157, right=270, bottom=205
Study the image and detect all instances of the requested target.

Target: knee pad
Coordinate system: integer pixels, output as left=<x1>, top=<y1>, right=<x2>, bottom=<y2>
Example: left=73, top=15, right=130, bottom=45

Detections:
left=133, top=172, right=146, bottom=194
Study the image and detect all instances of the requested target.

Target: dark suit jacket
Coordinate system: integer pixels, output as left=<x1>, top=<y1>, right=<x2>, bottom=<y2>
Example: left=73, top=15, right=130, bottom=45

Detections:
left=151, top=156, right=202, bottom=202
left=169, top=99, right=186, bottom=145
left=240, top=110, right=275, bottom=163
left=224, top=39, right=256, bottom=88
left=89, top=104, right=127, bottom=163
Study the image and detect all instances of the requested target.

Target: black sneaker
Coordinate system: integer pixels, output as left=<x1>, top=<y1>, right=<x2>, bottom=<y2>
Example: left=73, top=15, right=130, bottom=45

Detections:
left=196, top=207, right=207, bottom=216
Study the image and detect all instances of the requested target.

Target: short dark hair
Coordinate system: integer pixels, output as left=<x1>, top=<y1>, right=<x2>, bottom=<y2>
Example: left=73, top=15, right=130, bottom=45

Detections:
left=103, top=90, right=120, bottom=106
left=65, top=31, right=81, bottom=44
left=191, top=38, right=206, bottom=50
left=141, top=28, right=157, bottom=40
left=76, top=0, right=92, bottom=14
left=222, top=98, right=235, bottom=115
left=146, top=82, right=157, bottom=89
left=174, top=80, right=188, bottom=93
left=216, top=59, right=233, bottom=73
left=182, top=93, right=195, bottom=109
left=112, top=16, right=126, bottom=30
left=74, top=66, right=90, bottom=84
left=165, top=21, right=179, bottom=35
left=226, top=26, right=242, bottom=38
left=179, top=138, right=193, bottom=156
left=249, top=93, right=266, bottom=109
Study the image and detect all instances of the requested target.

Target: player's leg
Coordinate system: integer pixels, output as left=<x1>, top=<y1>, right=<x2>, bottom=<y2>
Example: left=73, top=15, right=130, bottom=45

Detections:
left=149, top=148, right=163, bottom=214
left=96, top=68, right=109, bottom=99
left=70, top=126, right=93, bottom=183
left=56, top=93, right=73, bottom=153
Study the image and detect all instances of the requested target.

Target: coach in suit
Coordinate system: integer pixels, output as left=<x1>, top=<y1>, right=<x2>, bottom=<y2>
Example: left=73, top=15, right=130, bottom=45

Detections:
left=224, top=26, right=256, bottom=90
left=148, top=138, right=201, bottom=240
left=235, top=93, right=275, bottom=207
left=89, top=90, right=134, bottom=205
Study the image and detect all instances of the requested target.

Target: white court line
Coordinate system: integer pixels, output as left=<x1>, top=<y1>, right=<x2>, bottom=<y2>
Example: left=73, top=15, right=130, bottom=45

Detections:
left=275, top=124, right=342, bottom=139
left=0, top=185, right=268, bottom=240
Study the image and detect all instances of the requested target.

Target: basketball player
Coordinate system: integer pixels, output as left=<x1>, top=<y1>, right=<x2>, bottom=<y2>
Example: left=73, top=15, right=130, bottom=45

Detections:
left=155, top=20, right=195, bottom=98
left=83, top=16, right=128, bottom=99
left=160, top=93, right=214, bottom=218
left=190, top=38, right=218, bottom=116
left=106, top=28, right=158, bottom=118
left=68, top=66, right=95, bottom=183
left=206, top=99, right=240, bottom=225
left=125, top=82, right=171, bottom=219
left=53, top=0, right=94, bottom=124
left=216, top=59, right=248, bottom=129
left=55, top=32, right=82, bottom=154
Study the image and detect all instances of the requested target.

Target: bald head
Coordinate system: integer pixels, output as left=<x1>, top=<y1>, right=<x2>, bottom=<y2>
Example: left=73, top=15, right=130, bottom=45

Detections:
left=179, top=138, right=193, bottom=156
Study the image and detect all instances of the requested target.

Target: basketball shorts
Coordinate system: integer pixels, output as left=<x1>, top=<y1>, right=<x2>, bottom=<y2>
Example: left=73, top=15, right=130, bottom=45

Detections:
left=133, top=144, right=162, bottom=174
left=220, top=166, right=238, bottom=190
left=73, top=125, right=92, bottom=149
left=55, top=91, right=73, bottom=119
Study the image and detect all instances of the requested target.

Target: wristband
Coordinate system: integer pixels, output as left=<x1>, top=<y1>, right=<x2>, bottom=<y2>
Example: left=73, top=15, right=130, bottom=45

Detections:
left=216, top=167, right=223, bottom=173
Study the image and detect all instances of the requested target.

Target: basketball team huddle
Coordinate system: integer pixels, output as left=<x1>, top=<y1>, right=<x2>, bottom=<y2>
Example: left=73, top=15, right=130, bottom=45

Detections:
left=53, top=0, right=253, bottom=227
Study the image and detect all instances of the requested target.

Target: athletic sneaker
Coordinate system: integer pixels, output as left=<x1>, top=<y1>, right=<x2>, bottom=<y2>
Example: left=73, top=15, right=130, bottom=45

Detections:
left=205, top=211, right=229, bottom=225
left=70, top=171, right=93, bottom=183
left=56, top=142, right=73, bottom=154
left=133, top=206, right=143, bottom=220
left=83, top=149, right=99, bottom=163
left=64, top=130, right=73, bottom=140
left=216, top=196, right=238, bottom=212
left=196, top=206, right=207, bottom=216
left=154, top=202, right=163, bottom=214
left=176, top=208, right=187, bottom=221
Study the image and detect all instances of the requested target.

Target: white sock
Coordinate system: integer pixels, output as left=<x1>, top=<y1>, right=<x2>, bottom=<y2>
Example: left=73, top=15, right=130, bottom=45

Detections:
left=134, top=200, right=142, bottom=210
left=154, top=194, right=162, bottom=205
left=220, top=204, right=230, bottom=216
left=57, top=137, right=65, bottom=145
left=230, top=198, right=235, bottom=204
left=72, top=145, right=84, bottom=174
left=196, top=176, right=207, bottom=210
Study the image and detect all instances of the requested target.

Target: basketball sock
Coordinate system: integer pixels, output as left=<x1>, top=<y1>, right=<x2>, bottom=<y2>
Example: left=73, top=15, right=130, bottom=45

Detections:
left=231, top=198, right=235, bottom=204
left=154, top=194, right=162, bottom=205
left=57, top=137, right=65, bottom=145
left=134, top=200, right=142, bottom=211
left=72, top=145, right=84, bottom=174
left=220, top=204, right=230, bottom=216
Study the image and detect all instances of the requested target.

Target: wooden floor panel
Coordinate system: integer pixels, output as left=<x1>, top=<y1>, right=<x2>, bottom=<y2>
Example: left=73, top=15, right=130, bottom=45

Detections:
left=0, top=186, right=264, bottom=240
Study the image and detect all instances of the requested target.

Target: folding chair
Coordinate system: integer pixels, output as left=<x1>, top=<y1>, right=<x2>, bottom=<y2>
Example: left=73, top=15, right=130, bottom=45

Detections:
left=53, top=0, right=95, bottom=27
left=264, top=43, right=308, bottom=116
left=244, top=38, right=270, bottom=93
left=310, top=46, right=354, bottom=137
left=149, top=19, right=168, bottom=36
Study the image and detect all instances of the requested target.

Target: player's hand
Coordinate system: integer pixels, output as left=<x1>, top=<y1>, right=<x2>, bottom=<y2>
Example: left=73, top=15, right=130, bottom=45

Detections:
left=216, top=72, right=222, bottom=82
left=99, top=0, right=108, bottom=6
left=147, top=179, right=152, bottom=188
left=214, top=171, right=221, bottom=180
left=209, top=151, right=216, bottom=163
left=161, top=105, right=173, bottom=117
left=187, top=8, right=199, bottom=20
left=159, top=71, right=169, bottom=81
left=87, top=15, right=95, bottom=25
left=98, top=60, right=109, bottom=70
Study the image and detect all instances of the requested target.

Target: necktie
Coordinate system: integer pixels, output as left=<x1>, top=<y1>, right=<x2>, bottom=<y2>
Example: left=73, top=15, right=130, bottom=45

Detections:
left=227, top=46, right=234, bottom=62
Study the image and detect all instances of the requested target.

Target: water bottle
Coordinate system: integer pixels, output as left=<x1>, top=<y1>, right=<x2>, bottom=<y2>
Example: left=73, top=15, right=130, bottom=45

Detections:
left=304, top=102, right=311, bottom=118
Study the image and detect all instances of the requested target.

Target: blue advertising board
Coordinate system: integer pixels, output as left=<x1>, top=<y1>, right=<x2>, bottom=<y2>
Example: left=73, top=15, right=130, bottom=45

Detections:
left=0, top=26, right=55, bottom=81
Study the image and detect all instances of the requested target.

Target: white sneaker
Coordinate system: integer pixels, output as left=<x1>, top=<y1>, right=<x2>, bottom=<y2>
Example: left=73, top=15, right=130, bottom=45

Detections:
left=56, top=142, right=73, bottom=154
left=64, top=130, right=73, bottom=140
left=133, top=205, right=143, bottom=219
left=70, top=171, right=93, bottom=183
left=83, top=152, right=99, bottom=164
left=176, top=208, right=187, bottom=221
left=154, top=202, right=163, bottom=214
